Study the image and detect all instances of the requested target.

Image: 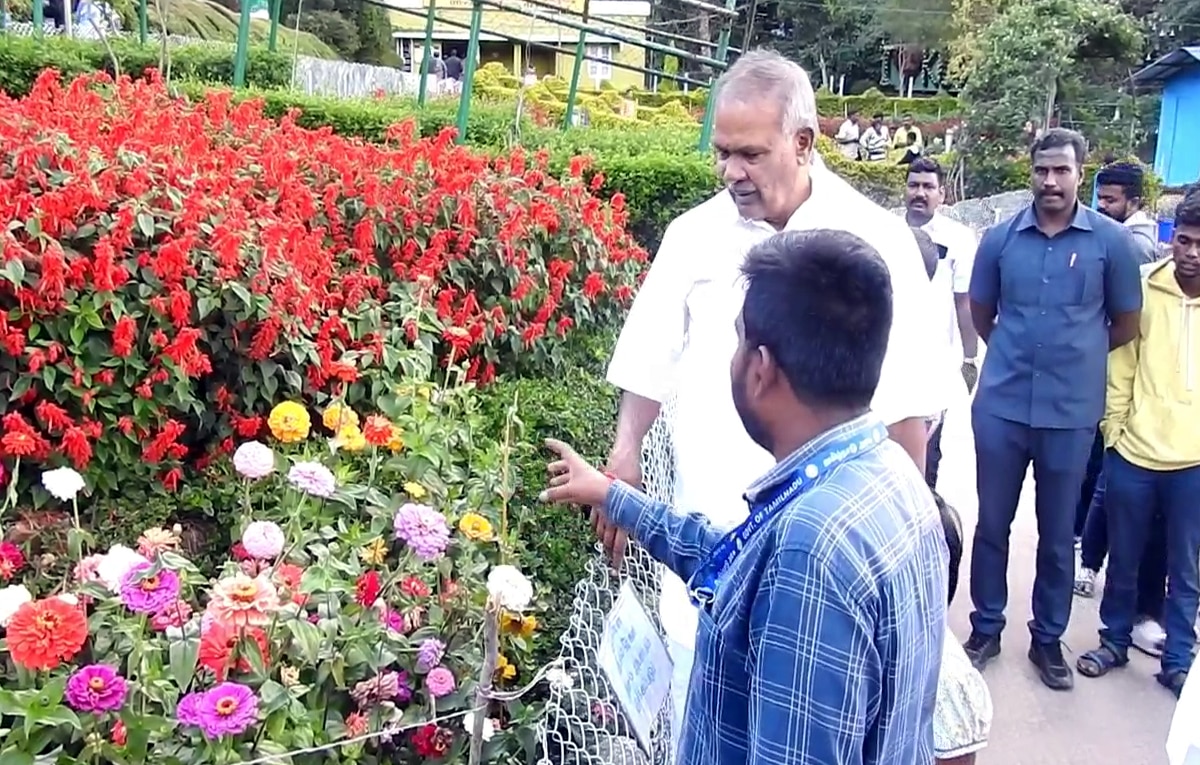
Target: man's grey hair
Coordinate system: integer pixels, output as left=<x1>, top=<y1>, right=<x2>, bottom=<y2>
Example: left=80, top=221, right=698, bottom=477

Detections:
left=713, top=49, right=820, bottom=138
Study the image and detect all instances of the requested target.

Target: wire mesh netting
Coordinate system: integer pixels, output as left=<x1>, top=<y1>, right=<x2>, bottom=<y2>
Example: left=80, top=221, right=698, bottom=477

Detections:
left=534, top=189, right=1035, bottom=765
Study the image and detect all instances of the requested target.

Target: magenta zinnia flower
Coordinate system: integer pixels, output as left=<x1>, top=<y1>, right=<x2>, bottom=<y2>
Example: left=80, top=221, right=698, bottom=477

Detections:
left=393, top=503, right=450, bottom=561
left=65, top=665, right=128, bottom=712
left=177, top=691, right=205, bottom=727
left=120, top=562, right=181, bottom=615
left=195, top=682, right=258, bottom=738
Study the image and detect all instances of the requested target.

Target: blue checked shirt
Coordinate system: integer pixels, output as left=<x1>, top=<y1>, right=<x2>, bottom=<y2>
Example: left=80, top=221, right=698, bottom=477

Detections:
left=605, top=414, right=948, bottom=765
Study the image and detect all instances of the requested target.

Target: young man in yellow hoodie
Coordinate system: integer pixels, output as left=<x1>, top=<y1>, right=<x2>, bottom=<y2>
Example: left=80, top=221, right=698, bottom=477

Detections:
left=1076, top=193, right=1200, bottom=697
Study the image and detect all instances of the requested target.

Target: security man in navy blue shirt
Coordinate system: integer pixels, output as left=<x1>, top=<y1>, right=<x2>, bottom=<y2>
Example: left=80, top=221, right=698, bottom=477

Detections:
left=964, top=128, right=1143, bottom=690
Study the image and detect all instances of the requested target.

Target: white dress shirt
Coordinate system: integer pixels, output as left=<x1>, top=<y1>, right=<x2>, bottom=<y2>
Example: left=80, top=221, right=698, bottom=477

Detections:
left=607, top=163, right=944, bottom=649
left=919, top=212, right=979, bottom=414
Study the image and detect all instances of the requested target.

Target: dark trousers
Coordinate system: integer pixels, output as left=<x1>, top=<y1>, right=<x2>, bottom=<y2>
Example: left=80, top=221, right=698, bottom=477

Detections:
left=925, top=419, right=945, bottom=489
left=1075, top=430, right=1106, bottom=537
left=1099, top=451, right=1200, bottom=673
left=969, top=410, right=1094, bottom=644
left=1079, top=463, right=1167, bottom=620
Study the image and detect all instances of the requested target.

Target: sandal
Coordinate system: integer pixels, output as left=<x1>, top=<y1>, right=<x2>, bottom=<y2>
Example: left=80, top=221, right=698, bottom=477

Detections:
left=1157, top=669, right=1188, bottom=699
left=1076, top=644, right=1128, bottom=678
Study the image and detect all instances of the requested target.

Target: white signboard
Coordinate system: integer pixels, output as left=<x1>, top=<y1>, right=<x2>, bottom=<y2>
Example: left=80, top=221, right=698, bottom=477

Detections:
left=597, top=581, right=673, bottom=754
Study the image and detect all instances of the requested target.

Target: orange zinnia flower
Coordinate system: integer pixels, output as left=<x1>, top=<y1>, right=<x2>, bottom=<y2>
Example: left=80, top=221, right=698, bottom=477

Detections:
left=362, top=415, right=393, bottom=448
left=198, top=622, right=269, bottom=681
left=205, top=573, right=279, bottom=630
left=6, top=597, right=89, bottom=670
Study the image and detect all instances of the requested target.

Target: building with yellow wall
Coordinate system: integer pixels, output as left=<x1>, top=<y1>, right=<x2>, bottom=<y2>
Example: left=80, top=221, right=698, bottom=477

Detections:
left=386, top=0, right=650, bottom=90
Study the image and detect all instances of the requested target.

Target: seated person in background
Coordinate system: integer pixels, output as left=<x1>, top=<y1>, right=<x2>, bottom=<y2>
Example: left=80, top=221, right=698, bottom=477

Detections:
left=934, top=492, right=994, bottom=764
left=894, top=114, right=925, bottom=165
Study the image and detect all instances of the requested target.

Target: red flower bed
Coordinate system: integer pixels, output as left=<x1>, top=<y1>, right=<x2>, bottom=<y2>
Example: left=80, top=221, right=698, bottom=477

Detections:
left=0, top=70, right=646, bottom=496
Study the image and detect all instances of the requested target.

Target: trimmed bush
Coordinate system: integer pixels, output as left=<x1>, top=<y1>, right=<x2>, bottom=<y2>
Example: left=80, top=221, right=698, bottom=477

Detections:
left=0, top=34, right=296, bottom=96
left=479, top=334, right=619, bottom=668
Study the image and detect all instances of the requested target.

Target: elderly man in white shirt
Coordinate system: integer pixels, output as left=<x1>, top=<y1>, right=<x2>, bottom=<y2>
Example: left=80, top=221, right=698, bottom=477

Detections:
left=902, top=156, right=980, bottom=489
left=596, top=49, right=944, bottom=757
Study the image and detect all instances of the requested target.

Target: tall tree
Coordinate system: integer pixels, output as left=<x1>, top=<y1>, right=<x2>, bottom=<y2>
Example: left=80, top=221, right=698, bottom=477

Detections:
left=956, top=0, right=1144, bottom=195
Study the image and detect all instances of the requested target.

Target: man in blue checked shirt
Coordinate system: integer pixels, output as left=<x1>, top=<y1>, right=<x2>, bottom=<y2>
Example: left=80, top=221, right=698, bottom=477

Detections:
left=541, top=229, right=949, bottom=765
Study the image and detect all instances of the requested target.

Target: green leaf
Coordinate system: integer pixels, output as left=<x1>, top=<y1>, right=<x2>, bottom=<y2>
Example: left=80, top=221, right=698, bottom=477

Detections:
left=0, top=748, right=34, bottom=765
left=257, top=680, right=290, bottom=716
left=136, top=213, right=155, bottom=239
left=23, top=217, right=41, bottom=238
left=287, top=619, right=323, bottom=665
left=1, top=258, right=25, bottom=288
left=168, top=637, right=199, bottom=690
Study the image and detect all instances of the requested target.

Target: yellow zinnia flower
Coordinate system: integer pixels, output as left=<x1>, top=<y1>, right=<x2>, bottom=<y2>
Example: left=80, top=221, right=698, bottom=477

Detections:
left=322, top=403, right=360, bottom=433
left=359, top=537, right=389, bottom=566
left=404, top=482, right=427, bottom=500
left=386, top=424, right=405, bottom=453
left=501, top=611, right=537, bottom=637
left=268, top=402, right=311, bottom=443
left=494, top=654, right=517, bottom=680
left=335, top=424, right=367, bottom=452
left=458, top=512, right=494, bottom=541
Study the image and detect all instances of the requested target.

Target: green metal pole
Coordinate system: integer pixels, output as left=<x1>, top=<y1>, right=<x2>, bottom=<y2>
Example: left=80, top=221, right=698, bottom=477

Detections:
left=232, top=0, right=253, bottom=87
left=268, top=0, right=282, bottom=51
left=416, top=0, right=438, bottom=107
left=137, top=0, right=147, bottom=44
left=697, top=0, right=739, bottom=152
left=562, top=0, right=590, bottom=130
left=32, top=0, right=43, bottom=38
left=453, top=0, right=483, bottom=145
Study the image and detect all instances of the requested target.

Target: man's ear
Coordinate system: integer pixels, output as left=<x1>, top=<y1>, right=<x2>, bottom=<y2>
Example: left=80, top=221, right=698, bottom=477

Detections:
left=795, top=128, right=814, bottom=160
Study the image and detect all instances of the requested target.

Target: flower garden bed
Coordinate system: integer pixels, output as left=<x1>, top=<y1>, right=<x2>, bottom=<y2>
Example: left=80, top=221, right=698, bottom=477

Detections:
left=0, top=68, right=645, bottom=763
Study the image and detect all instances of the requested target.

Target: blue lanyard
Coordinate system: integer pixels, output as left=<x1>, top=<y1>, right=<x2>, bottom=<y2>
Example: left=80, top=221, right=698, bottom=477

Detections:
left=686, top=418, right=890, bottom=609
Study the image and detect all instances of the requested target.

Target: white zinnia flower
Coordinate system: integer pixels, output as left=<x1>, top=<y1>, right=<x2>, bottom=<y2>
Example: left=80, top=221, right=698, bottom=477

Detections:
left=545, top=666, right=575, bottom=690
left=461, top=711, right=496, bottom=742
left=95, top=544, right=149, bottom=593
left=0, top=584, right=33, bottom=627
left=41, top=466, right=86, bottom=502
left=486, top=564, right=533, bottom=611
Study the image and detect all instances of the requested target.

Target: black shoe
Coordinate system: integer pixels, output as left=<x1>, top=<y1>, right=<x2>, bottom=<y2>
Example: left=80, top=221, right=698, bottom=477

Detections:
left=962, top=632, right=1001, bottom=670
left=1029, top=640, right=1074, bottom=690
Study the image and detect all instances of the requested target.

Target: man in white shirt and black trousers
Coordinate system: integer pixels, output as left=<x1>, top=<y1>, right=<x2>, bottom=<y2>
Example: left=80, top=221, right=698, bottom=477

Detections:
left=594, top=49, right=945, bottom=760
left=903, top=156, right=981, bottom=488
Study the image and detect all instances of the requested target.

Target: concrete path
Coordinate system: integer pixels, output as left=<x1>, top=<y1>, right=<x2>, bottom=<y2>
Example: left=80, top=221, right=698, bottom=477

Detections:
left=936, top=396, right=1179, bottom=765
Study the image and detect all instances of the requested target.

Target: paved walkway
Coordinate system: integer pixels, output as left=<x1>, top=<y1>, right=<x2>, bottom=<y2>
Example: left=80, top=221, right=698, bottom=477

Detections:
left=936, top=396, right=1178, bottom=765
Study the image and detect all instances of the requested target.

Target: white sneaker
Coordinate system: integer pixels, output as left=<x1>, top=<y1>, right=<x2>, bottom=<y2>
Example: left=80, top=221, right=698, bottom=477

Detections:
left=1074, top=567, right=1098, bottom=598
left=1133, top=618, right=1166, bottom=658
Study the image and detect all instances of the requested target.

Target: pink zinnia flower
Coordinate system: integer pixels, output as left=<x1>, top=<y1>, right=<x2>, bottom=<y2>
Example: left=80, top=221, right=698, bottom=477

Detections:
left=205, top=573, right=279, bottom=630
left=150, top=600, right=193, bottom=631
left=65, top=664, right=128, bottom=712
left=425, top=666, right=455, bottom=698
left=241, top=521, right=285, bottom=560
left=74, top=553, right=104, bottom=585
left=393, top=503, right=450, bottom=561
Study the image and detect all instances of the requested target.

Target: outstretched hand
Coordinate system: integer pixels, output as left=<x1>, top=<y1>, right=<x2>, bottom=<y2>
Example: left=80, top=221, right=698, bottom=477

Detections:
left=540, top=438, right=612, bottom=509
left=541, top=439, right=631, bottom=567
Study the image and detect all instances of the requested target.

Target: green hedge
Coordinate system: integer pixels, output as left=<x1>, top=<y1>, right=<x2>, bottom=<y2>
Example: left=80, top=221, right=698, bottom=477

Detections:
left=479, top=334, right=618, bottom=667
left=0, top=33, right=295, bottom=96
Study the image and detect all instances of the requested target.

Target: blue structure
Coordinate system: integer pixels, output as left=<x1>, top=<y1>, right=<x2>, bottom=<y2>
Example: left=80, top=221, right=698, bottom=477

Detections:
left=1133, top=46, right=1200, bottom=189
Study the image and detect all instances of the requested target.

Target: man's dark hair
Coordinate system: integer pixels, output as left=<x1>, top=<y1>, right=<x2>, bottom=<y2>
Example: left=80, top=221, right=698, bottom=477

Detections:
left=1177, top=194, right=1200, bottom=228
left=911, top=227, right=939, bottom=280
left=741, top=230, right=893, bottom=410
left=935, top=491, right=963, bottom=604
left=873, top=112, right=885, bottom=121
left=1096, top=161, right=1145, bottom=200
left=847, top=108, right=860, bottom=117
left=1029, top=127, right=1088, bottom=166
left=907, top=156, right=944, bottom=185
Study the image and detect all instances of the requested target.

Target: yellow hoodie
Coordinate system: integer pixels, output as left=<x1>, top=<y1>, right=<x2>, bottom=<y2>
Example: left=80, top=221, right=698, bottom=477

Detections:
left=1102, top=259, right=1200, bottom=471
